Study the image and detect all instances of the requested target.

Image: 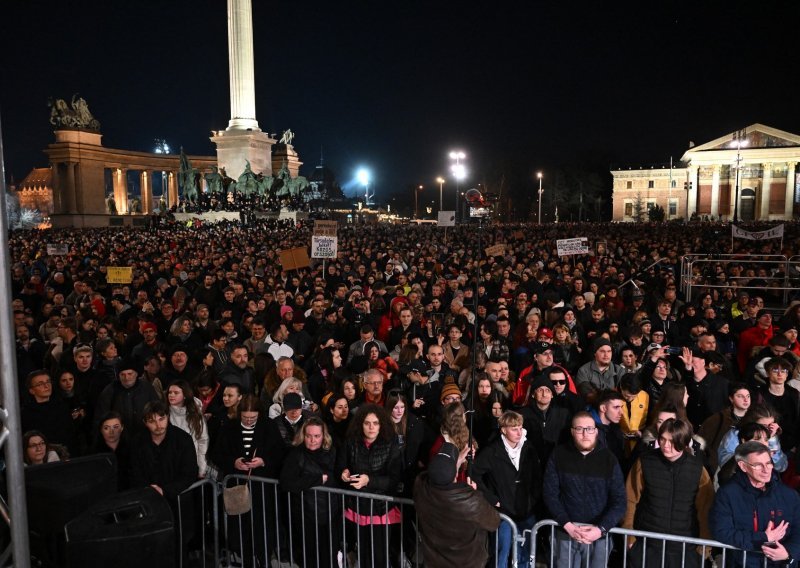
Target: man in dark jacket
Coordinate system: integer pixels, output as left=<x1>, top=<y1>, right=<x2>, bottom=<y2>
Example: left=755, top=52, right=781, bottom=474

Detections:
left=414, top=442, right=500, bottom=568
left=94, top=358, right=159, bottom=438
left=519, top=371, right=571, bottom=467
left=711, top=441, right=800, bottom=568
left=543, top=411, right=627, bottom=568
left=473, top=410, right=541, bottom=568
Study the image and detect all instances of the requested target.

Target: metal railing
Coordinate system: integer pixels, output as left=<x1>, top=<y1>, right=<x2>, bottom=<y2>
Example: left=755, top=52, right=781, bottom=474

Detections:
left=176, top=474, right=520, bottom=568
left=530, top=519, right=767, bottom=568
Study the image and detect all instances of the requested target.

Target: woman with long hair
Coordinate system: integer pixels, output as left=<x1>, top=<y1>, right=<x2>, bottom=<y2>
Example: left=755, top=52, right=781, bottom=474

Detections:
left=308, top=346, right=343, bottom=405
left=551, top=322, right=582, bottom=376
left=385, top=393, right=424, bottom=495
left=207, top=383, right=243, bottom=446
left=442, top=323, right=470, bottom=373
left=279, top=417, right=340, bottom=568
left=167, top=380, right=209, bottom=478
left=339, top=404, right=402, bottom=567
left=324, top=392, right=351, bottom=448
left=93, top=412, right=131, bottom=489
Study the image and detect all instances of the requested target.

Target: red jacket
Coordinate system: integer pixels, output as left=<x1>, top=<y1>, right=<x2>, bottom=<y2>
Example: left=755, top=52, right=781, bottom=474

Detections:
left=737, top=324, right=774, bottom=373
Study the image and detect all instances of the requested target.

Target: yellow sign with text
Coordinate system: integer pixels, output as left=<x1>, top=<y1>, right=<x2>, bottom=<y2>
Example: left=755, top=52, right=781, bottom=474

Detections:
left=106, top=267, right=133, bottom=284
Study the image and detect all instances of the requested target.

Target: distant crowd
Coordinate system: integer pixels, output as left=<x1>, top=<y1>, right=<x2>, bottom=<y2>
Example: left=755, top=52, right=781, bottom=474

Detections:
left=11, top=218, right=800, bottom=567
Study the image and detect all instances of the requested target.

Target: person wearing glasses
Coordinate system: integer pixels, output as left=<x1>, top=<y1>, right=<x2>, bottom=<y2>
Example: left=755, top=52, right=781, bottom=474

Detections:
left=711, top=440, right=800, bottom=567
left=623, top=418, right=714, bottom=568
left=23, top=430, right=61, bottom=466
left=21, top=370, right=77, bottom=456
left=543, top=411, right=626, bottom=568
left=755, top=358, right=799, bottom=451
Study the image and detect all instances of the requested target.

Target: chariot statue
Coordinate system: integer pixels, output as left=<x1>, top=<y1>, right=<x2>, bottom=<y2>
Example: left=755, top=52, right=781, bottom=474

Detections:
left=279, top=129, right=295, bottom=145
left=48, top=94, right=101, bottom=130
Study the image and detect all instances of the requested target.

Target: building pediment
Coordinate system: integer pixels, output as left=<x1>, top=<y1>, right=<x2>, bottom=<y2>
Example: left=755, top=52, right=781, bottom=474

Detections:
left=687, top=123, right=800, bottom=153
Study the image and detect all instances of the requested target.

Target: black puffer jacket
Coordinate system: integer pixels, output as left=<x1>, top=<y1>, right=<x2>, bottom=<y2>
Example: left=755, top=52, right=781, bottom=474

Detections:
left=279, top=444, right=340, bottom=523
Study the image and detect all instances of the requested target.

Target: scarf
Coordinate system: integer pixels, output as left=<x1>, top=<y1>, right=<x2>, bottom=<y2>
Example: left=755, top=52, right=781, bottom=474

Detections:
left=501, top=428, right=527, bottom=470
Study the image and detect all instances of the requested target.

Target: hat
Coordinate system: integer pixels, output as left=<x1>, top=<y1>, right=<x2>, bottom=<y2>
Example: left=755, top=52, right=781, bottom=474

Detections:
left=324, top=306, right=338, bottom=317
left=530, top=374, right=556, bottom=397
left=112, top=293, right=126, bottom=304
left=537, top=327, right=554, bottom=339
left=748, top=298, right=759, bottom=307
left=170, top=344, right=190, bottom=357
left=283, top=392, right=302, bottom=411
left=632, top=292, right=644, bottom=300
left=756, top=309, right=772, bottom=320
left=738, top=290, right=750, bottom=298
left=280, top=305, right=294, bottom=319
left=118, top=357, right=141, bottom=375
left=400, top=359, right=428, bottom=376
left=646, top=342, right=662, bottom=353
left=156, top=278, right=168, bottom=287
left=292, top=310, right=306, bottom=324
left=440, top=382, right=462, bottom=403
left=592, top=337, right=612, bottom=353
left=639, top=318, right=651, bottom=326
left=532, top=341, right=553, bottom=356
left=142, top=322, right=158, bottom=333
left=428, top=442, right=458, bottom=488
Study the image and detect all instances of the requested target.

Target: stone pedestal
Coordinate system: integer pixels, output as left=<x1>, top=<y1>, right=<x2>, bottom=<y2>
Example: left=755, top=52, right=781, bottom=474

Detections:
left=271, top=144, right=303, bottom=178
left=211, top=130, right=275, bottom=179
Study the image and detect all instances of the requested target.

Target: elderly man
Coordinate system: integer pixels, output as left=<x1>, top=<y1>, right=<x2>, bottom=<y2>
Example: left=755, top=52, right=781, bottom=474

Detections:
left=543, top=411, right=627, bottom=568
left=711, top=441, right=800, bottom=567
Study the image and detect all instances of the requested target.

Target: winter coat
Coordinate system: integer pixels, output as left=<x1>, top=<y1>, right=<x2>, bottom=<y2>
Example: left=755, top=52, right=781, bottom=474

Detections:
left=279, top=444, right=340, bottom=524
left=169, top=399, right=209, bottom=476
left=338, top=436, right=402, bottom=518
left=712, top=469, right=800, bottom=567
left=413, top=473, right=500, bottom=568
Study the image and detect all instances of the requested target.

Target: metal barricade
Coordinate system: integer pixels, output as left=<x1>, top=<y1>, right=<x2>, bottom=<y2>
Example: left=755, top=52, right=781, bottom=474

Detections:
left=679, top=253, right=792, bottom=304
left=203, top=474, right=521, bottom=568
left=176, top=477, right=220, bottom=568
left=530, top=519, right=767, bottom=568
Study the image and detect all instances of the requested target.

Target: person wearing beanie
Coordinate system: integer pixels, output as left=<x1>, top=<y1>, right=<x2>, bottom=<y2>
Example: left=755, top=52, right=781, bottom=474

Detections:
left=574, top=337, right=626, bottom=401
left=519, top=368, right=570, bottom=465
left=439, top=381, right=462, bottom=405
left=414, top=441, right=500, bottom=568
left=94, top=355, right=158, bottom=437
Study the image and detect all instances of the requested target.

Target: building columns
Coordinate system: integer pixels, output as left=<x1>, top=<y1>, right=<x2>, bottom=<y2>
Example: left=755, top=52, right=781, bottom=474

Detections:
left=112, top=168, right=128, bottom=214
left=686, top=166, right=698, bottom=217
left=760, top=163, right=772, bottom=220
left=227, top=0, right=259, bottom=131
left=787, top=162, right=796, bottom=219
left=710, top=165, right=720, bottom=218
left=168, top=172, right=179, bottom=207
left=140, top=170, right=152, bottom=213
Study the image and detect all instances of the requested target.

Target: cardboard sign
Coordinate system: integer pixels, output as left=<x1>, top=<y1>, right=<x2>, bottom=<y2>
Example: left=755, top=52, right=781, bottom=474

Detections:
left=46, top=244, right=69, bottom=256
left=106, top=267, right=133, bottom=284
left=513, top=230, right=525, bottom=240
left=556, top=237, right=589, bottom=256
left=313, top=220, right=338, bottom=237
left=437, top=211, right=456, bottom=227
left=484, top=244, right=506, bottom=258
left=279, top=247, right=311, bottom=271
left=311, top=236, right=338, bottom=259
left=279, top=210, right=297, bottom=221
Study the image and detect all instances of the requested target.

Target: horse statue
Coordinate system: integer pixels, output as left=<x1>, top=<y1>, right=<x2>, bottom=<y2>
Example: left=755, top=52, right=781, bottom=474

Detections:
left=279, top=129, right=295, bottom=145
left=48, top=94, right=101, bottom=130
left=287, top=175, right=310, bottom=196
left=235, top=160, right=259, bottom=198
left=178, top=148, right=198, bottom=206
left=204, top=166, right=224, bottom=196
left=255, top=173, right=275, bottom=196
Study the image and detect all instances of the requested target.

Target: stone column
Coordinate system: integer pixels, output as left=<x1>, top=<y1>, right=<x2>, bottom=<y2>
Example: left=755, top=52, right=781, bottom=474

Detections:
left=140, top=171, right=152, bottom=213
left=168, top=172, right=179, bottom=207
left=759, top=163, right=772, bottom=220
left=710, top=165, right=720, bottom=218
left=686, top=166, right=698, bottom=217
left=51, top=163, right=63, bottom=213
left=112, top=168, right=128, bottom=214
left=226, top=0, right=259, bottom=131
left=64, top=162, right=78, bottom=214
left=787, top=162, right=797, bottom=219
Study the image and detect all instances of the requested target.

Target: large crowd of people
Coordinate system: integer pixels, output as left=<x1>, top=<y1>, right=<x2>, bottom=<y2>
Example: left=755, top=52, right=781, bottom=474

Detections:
left=11, top=217, right=800, bottom=567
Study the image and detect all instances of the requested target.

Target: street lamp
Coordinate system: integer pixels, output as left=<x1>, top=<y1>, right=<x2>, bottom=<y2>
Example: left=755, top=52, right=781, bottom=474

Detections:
left=730, top=129, right=747, bottom=223
left=415, top=185, right=423, bottom=218
left=450, top=151, right=466, bottom=221
left=536, top=172, right=544, bottom=224
left=436, top=177, right=445, bottom=211
left=357, top=168, right=371, bottom=205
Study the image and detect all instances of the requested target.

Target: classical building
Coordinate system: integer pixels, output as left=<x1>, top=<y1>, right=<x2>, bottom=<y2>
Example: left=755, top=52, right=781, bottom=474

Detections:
left=612, top=123, right=800, bottom=222
left=16, top=167, right=54, bottom=215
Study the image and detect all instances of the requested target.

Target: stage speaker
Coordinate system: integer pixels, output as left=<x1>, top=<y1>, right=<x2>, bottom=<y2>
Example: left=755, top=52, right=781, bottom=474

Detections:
left=64, top=487, right=175, bottom=568
left=25, top=453, right=118, bottom=536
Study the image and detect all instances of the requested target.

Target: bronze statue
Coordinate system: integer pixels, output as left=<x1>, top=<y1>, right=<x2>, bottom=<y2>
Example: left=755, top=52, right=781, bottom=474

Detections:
left=279, top=129, right=295, bottom=145
left=235, top=160, right=259, bottom=197
left=178, top=148, right=198, bottom=205
left=48, top=94, right=101, bottom=130
left=204, top=166, right=224, bottom=195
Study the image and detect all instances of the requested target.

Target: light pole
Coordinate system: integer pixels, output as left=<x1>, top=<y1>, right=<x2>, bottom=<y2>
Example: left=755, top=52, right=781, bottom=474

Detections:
left=436, top=177, right=445, bottom=211
left=730, top=129, right=747, bottom=223
left=357, top=168, right=370, bottom=206
left=450, top=151, right=466, bottom=221
left=415, top=185, right=423, bottom=218
left=536, top=171, right=544, bottom=224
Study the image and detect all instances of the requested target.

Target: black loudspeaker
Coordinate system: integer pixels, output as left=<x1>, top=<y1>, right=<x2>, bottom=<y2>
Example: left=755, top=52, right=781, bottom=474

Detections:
left=64, top=487, right=175, bottom=568
left=25, top=453, right=118, bottom=536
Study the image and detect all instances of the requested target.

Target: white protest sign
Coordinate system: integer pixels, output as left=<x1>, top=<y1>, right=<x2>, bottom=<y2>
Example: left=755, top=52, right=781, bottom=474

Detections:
left=556, top=237, right=589, bottom=256
left=731, top=224, right=784, bottom=240
left=46, top=244, right=69, bottom=256
left=311, top=235, right=338, bottom=259
left=437, top=211, right=456, bottom=227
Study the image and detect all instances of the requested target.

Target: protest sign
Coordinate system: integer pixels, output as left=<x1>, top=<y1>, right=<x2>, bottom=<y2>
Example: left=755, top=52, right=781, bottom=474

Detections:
left=311, top=235, right=338, bottom=259
left=556, top=237, right=589, bottom=256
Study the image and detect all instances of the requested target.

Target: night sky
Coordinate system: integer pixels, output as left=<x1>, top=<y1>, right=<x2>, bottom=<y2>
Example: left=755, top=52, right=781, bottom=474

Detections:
left=2, top=1, right=799, bottom=209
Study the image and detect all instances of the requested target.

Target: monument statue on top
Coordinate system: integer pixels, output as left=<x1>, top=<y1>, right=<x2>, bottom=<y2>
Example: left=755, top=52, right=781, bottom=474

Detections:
left=279, top=129, right=295, bottom=145
left=178, top=148, right=198, bottom=206
left=48, top=94, right=101, bottom=130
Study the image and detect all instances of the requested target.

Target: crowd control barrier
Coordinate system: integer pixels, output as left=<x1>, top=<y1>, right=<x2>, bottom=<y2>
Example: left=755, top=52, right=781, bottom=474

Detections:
left=530, top=519, right=768, bottom=568
left=176, top=474, right=521, bottom=568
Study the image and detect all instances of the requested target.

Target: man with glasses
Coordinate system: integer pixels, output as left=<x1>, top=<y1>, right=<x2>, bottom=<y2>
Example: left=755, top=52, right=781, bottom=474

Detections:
left=712, top=440, right=800, bottom=567
left=21, top=369, right=77, bottom=455
left=543, top=411, right=626, bottom=568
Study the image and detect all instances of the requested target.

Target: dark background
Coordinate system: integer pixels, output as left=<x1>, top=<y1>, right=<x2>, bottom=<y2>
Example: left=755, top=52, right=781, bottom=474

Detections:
left=1, top=1, right=799, bottom=217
